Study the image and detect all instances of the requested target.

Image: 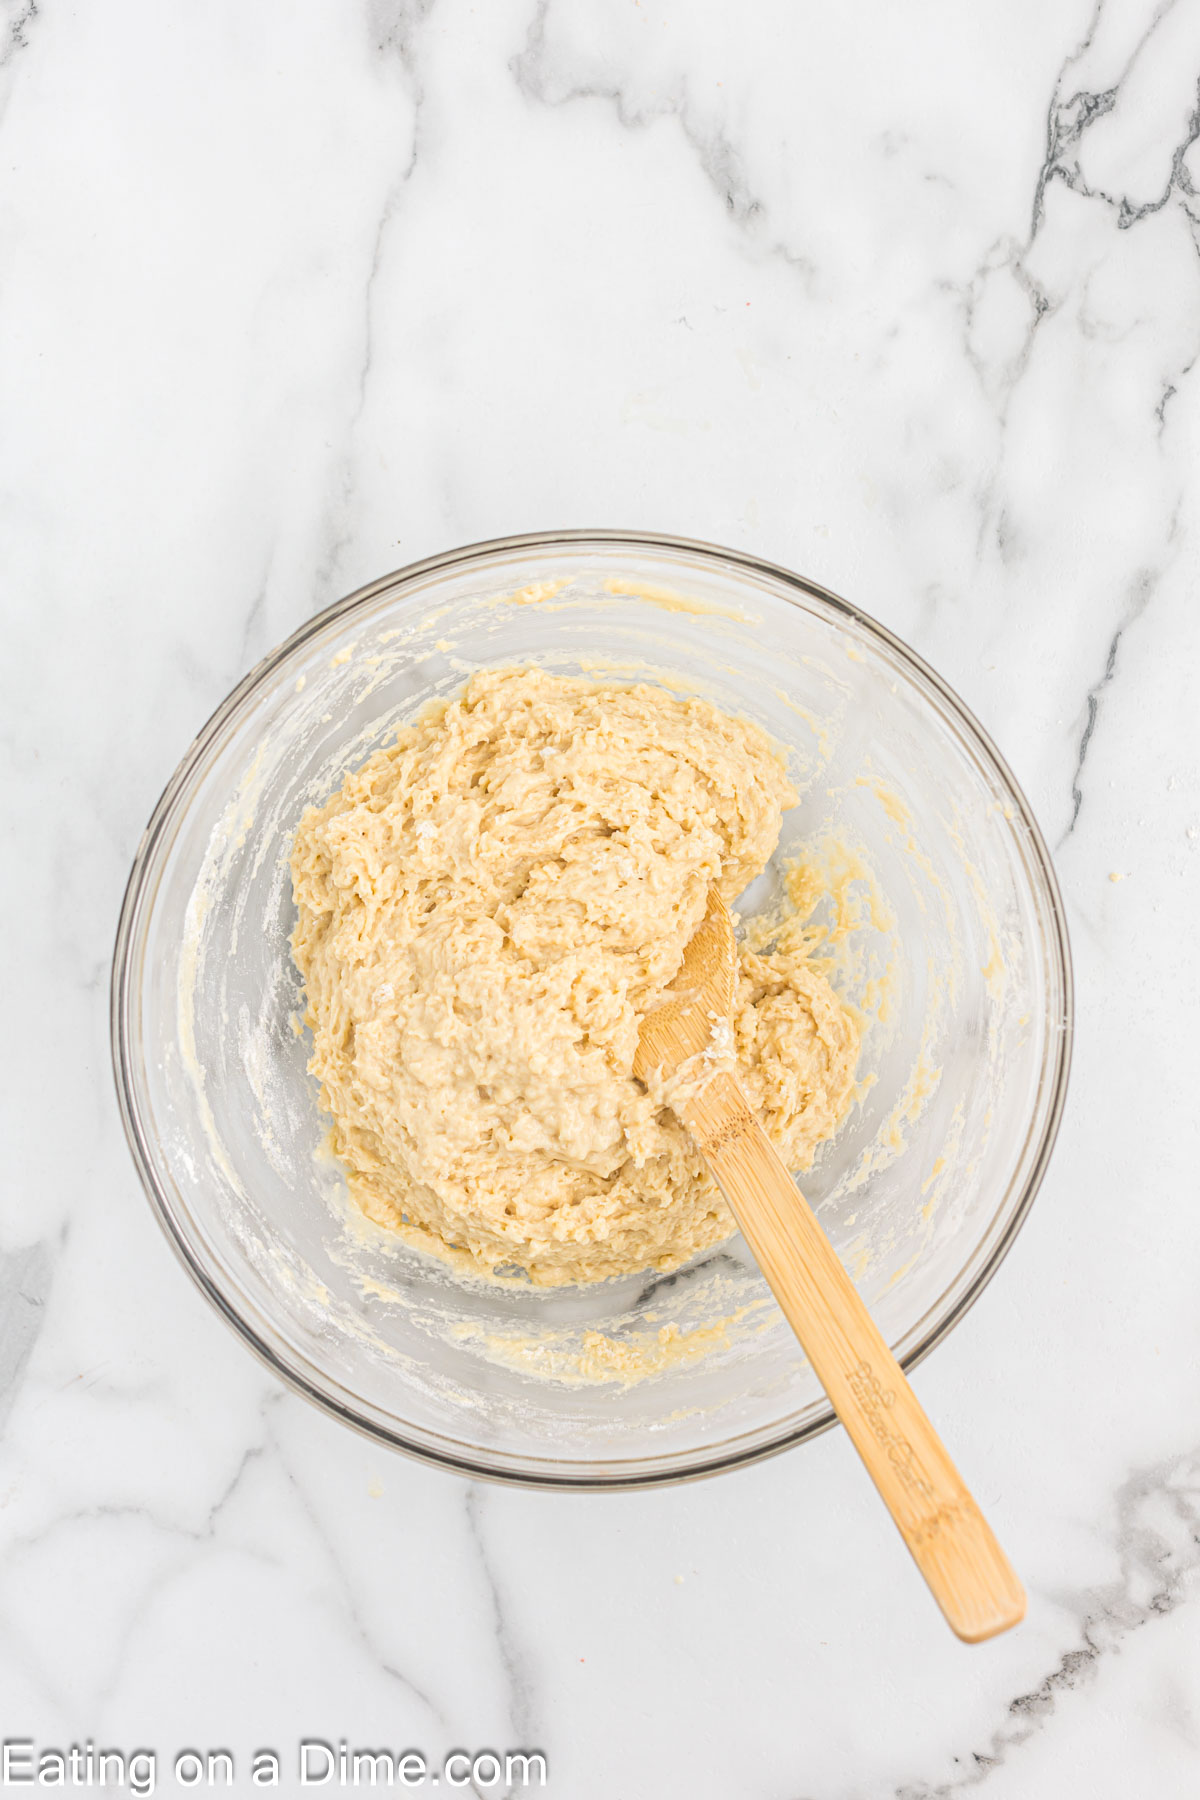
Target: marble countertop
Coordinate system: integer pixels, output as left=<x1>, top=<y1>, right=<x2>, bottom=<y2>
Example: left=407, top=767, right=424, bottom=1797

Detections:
left=4, top=0, right=1199, bottom=1794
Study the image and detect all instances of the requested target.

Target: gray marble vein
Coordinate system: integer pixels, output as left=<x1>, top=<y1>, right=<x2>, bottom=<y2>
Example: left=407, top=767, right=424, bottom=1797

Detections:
left=0, top=0, right=38, bottom=75
left=464, top=1484, right=538, bottom=1751
left=0, top=1241, right=55, bottom=1437
left=309, top=8, right=433, bottom=609
left=512, top=1, right=815, bottom=280
left=896, top=1445, right=1200, bottom=1799
left=1061, top=563, right=1160, bottom=843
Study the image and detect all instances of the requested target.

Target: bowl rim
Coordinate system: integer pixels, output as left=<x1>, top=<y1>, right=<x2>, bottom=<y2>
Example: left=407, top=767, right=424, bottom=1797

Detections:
left=111, top=528, right=1074, bottom=1490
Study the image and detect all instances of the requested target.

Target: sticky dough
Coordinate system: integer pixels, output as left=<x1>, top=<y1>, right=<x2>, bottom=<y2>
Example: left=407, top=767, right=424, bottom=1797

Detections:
left=290, top=669, right=859, bottom=1286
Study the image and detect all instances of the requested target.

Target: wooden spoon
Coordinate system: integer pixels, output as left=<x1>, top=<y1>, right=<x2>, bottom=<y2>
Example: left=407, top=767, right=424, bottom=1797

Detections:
left=635, top=887, right=1025, bottom=1642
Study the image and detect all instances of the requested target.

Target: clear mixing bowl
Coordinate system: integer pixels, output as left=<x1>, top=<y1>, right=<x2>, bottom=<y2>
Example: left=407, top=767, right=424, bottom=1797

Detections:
left=111, top=531, right=1072, bottom=1488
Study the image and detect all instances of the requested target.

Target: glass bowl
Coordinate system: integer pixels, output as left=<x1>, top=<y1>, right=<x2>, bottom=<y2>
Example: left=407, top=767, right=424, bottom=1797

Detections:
left=111, top=531, right=1072, bottom=1488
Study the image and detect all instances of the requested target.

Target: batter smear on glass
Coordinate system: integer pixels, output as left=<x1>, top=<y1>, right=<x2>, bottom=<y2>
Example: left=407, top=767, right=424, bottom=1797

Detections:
left=290, top=669, right=859, bottom=1285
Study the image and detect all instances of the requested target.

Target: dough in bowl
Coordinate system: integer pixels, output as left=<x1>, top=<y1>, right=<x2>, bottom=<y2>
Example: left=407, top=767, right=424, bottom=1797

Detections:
left=290, top=668, right=859, bottom=1285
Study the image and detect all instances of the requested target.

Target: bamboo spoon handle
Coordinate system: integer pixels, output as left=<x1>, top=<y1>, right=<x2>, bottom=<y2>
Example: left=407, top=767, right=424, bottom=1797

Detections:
left=681, top=1071, right=1025, bottom=1642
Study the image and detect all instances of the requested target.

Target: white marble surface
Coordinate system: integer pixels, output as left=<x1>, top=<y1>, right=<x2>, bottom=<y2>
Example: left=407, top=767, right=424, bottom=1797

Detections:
left=3, top=0, right=1199, bottom=1793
